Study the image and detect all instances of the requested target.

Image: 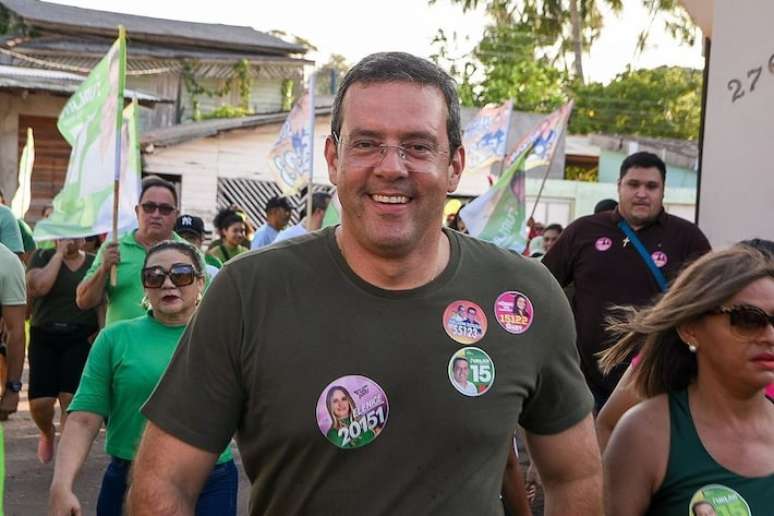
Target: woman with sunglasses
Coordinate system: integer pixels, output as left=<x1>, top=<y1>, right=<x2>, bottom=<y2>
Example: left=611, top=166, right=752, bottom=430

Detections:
left=601, top=245, right=774, bottom=515
left=49, top=241, right=237, bottom=516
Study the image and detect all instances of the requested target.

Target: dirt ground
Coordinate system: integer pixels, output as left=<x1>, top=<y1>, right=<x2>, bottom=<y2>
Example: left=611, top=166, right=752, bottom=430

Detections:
left=3, top=371, right=252, bottom=515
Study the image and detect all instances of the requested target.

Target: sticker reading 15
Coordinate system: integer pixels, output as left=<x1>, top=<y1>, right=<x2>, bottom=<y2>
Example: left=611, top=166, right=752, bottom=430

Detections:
left=448, top=347, right=495, bottom=397
left=316, top=375, right=389, bottom=449
left=443, top=300, right=488, bottom=344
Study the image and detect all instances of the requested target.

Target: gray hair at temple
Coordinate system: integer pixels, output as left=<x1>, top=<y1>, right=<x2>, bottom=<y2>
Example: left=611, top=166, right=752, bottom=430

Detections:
left=330, top=51, right=462, bottom=154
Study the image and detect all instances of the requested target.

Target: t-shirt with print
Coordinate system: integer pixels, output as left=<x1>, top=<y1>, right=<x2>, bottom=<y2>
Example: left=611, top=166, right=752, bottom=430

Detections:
left=69, top=314, right=232, bottom=464
left=143, top=227, right=592, bottom=515
left=29, top=249, right=98, bottom=330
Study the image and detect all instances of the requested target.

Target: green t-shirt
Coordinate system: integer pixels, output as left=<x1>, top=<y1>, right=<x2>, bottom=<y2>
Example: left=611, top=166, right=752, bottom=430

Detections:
left=144, top=227, right=592, bottom=515
left=69, top=314, right=232, bottom=464
left=0, top=243, right=26, bottom=306
left=0, top=205, right=22, bottom=254
left=204, top=253, right=222, bottom=270
left=207, top=243, right=248, bottom=264
left=28, top=249, right=98, bottom=330
left=84, top=230, right=187, bottom=327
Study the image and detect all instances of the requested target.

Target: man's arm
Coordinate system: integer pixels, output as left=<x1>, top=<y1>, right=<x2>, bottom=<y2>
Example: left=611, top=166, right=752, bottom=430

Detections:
left=502, top=443, right=533, bottom=516
left=0, top=304, right=26, bottom=419
left=525, top=414, right=603, bottom=516
left=76, top=242, right=119, bottom=310
left=128, top=422, right=218, bottom=516
left=27, top=245, right=65, bottom=298
left=596, top=363, right=641, bottom=452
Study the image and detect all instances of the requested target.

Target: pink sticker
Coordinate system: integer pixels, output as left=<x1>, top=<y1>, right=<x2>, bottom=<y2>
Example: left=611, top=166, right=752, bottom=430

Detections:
left=443, top=300, right=487, bottom=344
left=494, top=291, right=534, bottom=335
left=651, top=251, right=668, bottom=268
left=595, top=237, right=613, bottom=252
left=316, top=375, right=388, bottom=449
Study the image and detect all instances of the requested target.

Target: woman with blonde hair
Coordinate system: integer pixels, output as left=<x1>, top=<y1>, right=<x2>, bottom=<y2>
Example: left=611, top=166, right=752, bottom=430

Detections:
left=601, top=245, right=774, bottom=515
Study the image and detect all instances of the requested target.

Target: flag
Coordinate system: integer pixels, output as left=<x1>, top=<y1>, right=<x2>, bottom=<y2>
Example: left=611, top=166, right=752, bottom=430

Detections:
left=268, top=88, right=314, bottom=195
left=463, top=100, right=513, bottom=172
left=459, top=102, right=573, bottom=251
left=33, top=28, right=128, bottom=241
left=321, top=190, right=341, bottom=228
left=11, top=127, right=34, bottom=218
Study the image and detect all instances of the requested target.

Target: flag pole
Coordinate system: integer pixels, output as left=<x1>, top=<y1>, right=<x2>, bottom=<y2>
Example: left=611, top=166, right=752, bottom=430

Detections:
left=306, top=71, right=316, bottom=225
left=110, top=25, right=126, bottom=286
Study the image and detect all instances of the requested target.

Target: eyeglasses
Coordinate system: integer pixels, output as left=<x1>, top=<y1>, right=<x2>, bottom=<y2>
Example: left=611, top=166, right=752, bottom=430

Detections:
left=141, top=263, right=200, bottom=289
left=708, top=304, right=774, bottom=339
left=333, top=133, right=449, bottom=172
left=140, top=202, right=176, bottom=216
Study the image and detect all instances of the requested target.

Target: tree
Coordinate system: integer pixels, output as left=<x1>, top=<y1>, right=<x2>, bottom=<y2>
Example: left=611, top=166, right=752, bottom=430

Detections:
left=569, top=66, right=702, bottom=139
left=315, top=54, right=350, bottom=96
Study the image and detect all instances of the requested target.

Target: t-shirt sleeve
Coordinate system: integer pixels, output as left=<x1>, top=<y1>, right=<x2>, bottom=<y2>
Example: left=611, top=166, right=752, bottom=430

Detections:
left=0, top=250, right=26, bottom=305
left=68, top=328, right=114, bottom=417
left=0, top=208, right=23, bottom=254
left=518, top=265, right=593, bottom=435
left=541, top=224, right=575, bottom=287
left=28, top=248, right=52, bottom=270
left=142, top=266, right=245, bottom=454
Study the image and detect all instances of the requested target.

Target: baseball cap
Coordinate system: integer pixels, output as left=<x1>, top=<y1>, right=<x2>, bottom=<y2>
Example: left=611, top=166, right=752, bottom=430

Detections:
left=175, top=214, right=205, bottom=237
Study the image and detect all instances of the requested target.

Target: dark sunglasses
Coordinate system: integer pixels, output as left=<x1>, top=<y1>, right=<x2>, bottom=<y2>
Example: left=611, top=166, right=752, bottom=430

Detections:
left=140, top=202, right=176, bottom=216
left=708, top=304, right=774, bottom=338
left=141, top=263, right=200, bottom=289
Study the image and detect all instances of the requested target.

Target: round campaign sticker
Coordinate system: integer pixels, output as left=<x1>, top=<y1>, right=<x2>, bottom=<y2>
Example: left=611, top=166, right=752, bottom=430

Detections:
left=651, top=251, right=668, bottom=268
left=494, top=291, right=534, bottom=335
left=316, top=375, right=388, bottom=449
left=443, top=300, right=488, bottom=344
left=595, top=236, right=613, bottom=252
left=689, top=484, right=751, bottom=516
left=448, top=347, right=495, bottom=397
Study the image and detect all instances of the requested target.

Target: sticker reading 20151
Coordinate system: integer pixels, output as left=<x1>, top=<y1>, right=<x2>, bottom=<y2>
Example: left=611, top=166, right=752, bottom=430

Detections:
left=316, top=375, right=389, bottom=449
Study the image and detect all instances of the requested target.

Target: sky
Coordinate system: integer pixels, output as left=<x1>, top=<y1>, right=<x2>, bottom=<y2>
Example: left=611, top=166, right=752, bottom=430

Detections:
left=50, top=0, right=705, bottom=84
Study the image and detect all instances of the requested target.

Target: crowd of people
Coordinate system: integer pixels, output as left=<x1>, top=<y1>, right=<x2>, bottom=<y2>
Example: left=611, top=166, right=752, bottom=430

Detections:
left=0, top=51, right=771, bottom=516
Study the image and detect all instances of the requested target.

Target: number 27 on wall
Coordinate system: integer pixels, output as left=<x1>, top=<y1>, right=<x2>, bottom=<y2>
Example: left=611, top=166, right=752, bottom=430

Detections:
left=727, top=54, right=774, bottom=103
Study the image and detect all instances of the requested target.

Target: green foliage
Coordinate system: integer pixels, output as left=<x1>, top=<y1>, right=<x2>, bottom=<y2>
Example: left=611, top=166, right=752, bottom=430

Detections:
left=316, top=54, right=350, bottom=96
left=570, top=66, right=702, bottom=139
left=280, top=79, right=295, bottom=111
left=200, top=105, right=253, bottom=120
left=565, top=165, right=598, bottom=182
left=182, top=60, right=254, bottom=121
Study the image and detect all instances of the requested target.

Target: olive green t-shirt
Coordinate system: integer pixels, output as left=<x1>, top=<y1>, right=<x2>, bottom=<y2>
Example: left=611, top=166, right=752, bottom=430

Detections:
left=69, top=314, right=232, bottom=464
left=28, top=249, right=98, bottom=329
left=144, top=227, right=592, bottom=515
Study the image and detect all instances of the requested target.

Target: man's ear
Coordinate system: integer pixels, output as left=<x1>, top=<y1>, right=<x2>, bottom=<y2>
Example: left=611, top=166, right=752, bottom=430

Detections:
left=325, top=135, right=339, bottom=186
left=447, top=145, right=465, bottom=193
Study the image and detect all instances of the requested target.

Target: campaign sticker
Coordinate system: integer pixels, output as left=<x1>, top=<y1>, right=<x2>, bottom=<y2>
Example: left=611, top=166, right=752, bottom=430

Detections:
left=689, top=484, right=751, bottom=516
left=448, top=347, right=495, bottom=397
left=443, top=300, right=487, bottom=344
left=494, top=291, right=534, bottom=335
left=595, top=237, right=613, bottom=252
left=316, top=375, right=388, bottom=449
left=651, top=251, right=668, bottom=268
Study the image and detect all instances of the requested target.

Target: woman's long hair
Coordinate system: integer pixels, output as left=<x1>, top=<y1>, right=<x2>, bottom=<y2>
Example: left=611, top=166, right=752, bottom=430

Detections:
left=326, top=386, right=357, bottom=430
left=599, top=245, right=774, bottom=398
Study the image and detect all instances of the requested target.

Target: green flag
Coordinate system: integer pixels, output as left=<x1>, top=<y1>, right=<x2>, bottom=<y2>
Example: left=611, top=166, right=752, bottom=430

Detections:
left=460, top=102, right=573, bottom=251
left=34, top=27, right=128, bottom=241
left=11, top=127, right=34, bottom=219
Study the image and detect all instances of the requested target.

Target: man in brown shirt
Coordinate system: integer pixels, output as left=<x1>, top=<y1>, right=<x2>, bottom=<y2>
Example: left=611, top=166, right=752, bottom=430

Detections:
left=542, top=152, right=711, bottom=410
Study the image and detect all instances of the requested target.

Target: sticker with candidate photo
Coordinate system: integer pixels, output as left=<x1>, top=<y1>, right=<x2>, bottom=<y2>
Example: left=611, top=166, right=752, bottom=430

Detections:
left=689, top=484, right=751, bottom=516
left=651, top=251, right=668, bottom=268
left=448, top=347, right=495, bottom=397
left=316, top=375, right=388, bottom=449
left=443, top=300, right=487, bottom=344
left=595, top=237, right=613, bottom=251
left=494, top=291, right=534, bottom=335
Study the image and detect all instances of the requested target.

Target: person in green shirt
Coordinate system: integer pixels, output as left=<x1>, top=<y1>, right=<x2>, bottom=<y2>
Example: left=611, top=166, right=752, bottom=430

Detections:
left=49, top=240, right=237, bottom=516
left=206, top=209, right=248, bottom=264
left=76, top=176, right=181, bottom=327
left=601, top=245, right=774, bottom=516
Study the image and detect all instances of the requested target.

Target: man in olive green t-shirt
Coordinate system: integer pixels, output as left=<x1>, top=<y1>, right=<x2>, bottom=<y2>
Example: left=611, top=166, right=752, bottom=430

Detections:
left=77, top=176, right=180, bottom=327
left=130, top=53, right=602, bottom=515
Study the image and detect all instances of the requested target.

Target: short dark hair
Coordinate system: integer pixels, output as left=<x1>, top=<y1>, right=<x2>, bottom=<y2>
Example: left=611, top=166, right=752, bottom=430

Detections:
left=312, top=192, right=332, bottom=213
left=142, top=240, right=203, bottom=276
left=140, top=175, right=178, bottom=205
left=265, top=196, right=292, bottom=213
left=331, top=52, right=462, bottom=153
left=594, top=199, right=618, bottom=214
left=619, top=151, right=667, bottom=182
left=221, top=213, right=245, bottom=230
left=544, top=223, right=563, bottom=234
left=452, top=357, right=469, bottom=369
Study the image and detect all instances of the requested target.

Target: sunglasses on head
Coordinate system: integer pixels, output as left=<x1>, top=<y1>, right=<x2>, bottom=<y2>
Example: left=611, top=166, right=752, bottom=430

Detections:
left=140, top=202, right=176, bottom=216
left=141, top=263, right=199, bottom=289
left=708, top=304, right=774, bottom=338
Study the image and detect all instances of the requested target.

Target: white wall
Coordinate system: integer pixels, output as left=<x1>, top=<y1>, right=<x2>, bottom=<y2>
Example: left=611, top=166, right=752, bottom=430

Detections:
left=699, top=0, right=774, bottom=246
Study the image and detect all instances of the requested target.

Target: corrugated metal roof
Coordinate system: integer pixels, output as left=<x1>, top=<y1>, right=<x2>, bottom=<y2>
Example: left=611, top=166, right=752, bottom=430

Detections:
left=0, top=0, right=306, bottom=55
left=0, top=64, right=168, bottom=103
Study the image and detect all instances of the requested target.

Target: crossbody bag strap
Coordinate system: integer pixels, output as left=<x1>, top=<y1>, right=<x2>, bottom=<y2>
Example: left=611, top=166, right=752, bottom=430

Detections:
left=617, top=219, right=668, bottom=292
